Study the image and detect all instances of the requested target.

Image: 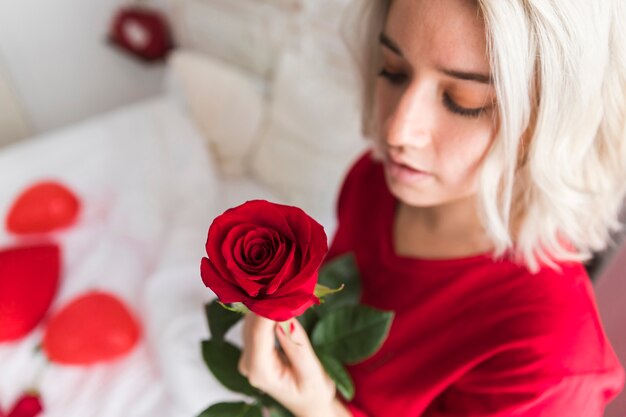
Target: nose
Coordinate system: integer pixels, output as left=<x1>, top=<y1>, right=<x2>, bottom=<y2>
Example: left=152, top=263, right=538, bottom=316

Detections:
left=384, top=83, right=434, bottom=150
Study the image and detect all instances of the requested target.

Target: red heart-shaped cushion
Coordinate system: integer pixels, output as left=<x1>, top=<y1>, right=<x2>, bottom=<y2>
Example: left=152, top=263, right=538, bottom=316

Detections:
left=0, top=244, right=61, bottom=342
left=6, top=181, right=80, bottom=235
left=6, top=393, right=43, bottom=417
left=43, top=291, right=140, bottom=365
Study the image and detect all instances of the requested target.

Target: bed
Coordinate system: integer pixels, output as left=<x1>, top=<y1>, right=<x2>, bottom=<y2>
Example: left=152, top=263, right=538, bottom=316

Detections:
left=0, top=1, right=368, bottom=414
left=0, top=92, right=259, bottom=416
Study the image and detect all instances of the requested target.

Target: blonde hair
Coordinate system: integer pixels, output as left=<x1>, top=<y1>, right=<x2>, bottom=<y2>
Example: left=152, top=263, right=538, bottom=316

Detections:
left=341, top=0, right=626, bottom=273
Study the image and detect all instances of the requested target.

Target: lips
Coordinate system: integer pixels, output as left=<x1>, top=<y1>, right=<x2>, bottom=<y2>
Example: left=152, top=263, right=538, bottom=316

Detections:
left=387, top=155, right=430, bottom=175
left=384, top=152, right=434, bottom=184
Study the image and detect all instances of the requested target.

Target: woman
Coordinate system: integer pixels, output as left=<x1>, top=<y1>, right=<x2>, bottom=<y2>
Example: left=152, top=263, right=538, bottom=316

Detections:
left=237, top=0, right=626, bottom=415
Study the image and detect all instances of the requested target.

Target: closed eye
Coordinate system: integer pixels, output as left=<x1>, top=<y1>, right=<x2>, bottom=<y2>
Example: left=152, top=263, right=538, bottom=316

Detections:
left=378, top=68, right=407, bottom=85
left=379, top=68, right=488, bottom=118
left=442, top=93, right=486, bottom=118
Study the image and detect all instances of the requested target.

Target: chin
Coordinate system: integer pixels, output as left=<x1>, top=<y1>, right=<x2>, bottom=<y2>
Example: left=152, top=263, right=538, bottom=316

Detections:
left=384, top=172, right=443, bottom=207
left=393, top=191, right=446, bottom=208
left=384, top=171, right=476, bottom=209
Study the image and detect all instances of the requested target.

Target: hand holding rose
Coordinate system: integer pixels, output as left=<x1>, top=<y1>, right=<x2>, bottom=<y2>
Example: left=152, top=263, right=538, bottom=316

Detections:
left=238, top=313, right=350, bottom=417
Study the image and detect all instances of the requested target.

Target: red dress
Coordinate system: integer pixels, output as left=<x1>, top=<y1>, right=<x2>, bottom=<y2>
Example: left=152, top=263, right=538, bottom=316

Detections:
left=327, top=151, right=624, bottom=416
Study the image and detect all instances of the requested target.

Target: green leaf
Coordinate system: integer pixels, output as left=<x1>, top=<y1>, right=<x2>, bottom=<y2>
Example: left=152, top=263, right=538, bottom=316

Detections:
left=217, top=301, right=250, bottom=314
left=257, top=395, right=295, bottom=417
left=267, top=407, right=295, bottom=417
left=201, top=340, right=258, bottom=396
left=314, top=283, right=345, bottom=299
left=197, top=402, right=263, bottom=417
left=311, top=305, right=394, bottom=364
left=316, top=253, right=361, bottom=317
left=206, top=299, right=244, bottom=342
left=316, top=351, right=354, bottom=401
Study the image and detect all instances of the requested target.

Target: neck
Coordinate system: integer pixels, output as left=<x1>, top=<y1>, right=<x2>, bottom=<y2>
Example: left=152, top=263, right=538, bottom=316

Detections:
left=395, top=195, right=495, bottom=258
left=400, top=195, right=485, bottom=238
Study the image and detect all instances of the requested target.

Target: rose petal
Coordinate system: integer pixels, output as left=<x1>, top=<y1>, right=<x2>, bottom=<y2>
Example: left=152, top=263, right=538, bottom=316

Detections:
left=248, top=244, right=267, bottom=264
left=258, top=236, right=289, bottom=275
left=200, top=257, right=245, bottom=303
left=271, top=205, right=328, bottom=296
left=266, top=243, right=299, bottom=295
left=237, top=231, right=276, bottom=272
left=243, top=292, right=319, bottom=322
left=272, top=271, right=318, bottom=300
left=206, top=222, right=266, bottom=283
left=234, top=236, right=257, bottom=271
left=270, top=251, right=320, bottom=299
left=216, top=201, right=298, bottom=241
left=229, top=236, right=289, bottom=287
left=225, top=259, right=267, bottom=297
left=202, top=200, right=329, bottom=316
left=225, top=225, right=280, bottom=277
left=205, top=223, right=240, bottom=285
left=275, top=203, right=327, bottom=246
left=222, top=224, right=257, bottom=265
left=243, top=232, right=276, bottom=269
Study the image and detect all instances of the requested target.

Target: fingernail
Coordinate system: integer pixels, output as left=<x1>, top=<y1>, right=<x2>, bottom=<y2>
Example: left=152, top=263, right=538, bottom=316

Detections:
left=289, top=321, right=295, bottom=334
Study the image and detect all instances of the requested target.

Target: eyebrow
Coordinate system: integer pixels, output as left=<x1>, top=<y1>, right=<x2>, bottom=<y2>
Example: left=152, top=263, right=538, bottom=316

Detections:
left=379, top=31, right=405, bottom=57
left=378, top=31, right=493, bottom=85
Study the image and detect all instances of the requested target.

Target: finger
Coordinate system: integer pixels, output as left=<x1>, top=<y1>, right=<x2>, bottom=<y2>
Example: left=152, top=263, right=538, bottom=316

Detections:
left=275, top=318, right=324, bottom=383
left=240, top=313, right=273, bottom=373
left=246, top=313, right=283, bottom=386
left=238, top=314, right=254, bottom=376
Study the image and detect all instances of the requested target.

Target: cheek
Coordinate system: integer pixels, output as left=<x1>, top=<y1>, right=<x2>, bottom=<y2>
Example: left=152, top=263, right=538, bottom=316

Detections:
left=437, top=125, right=495, bottom=186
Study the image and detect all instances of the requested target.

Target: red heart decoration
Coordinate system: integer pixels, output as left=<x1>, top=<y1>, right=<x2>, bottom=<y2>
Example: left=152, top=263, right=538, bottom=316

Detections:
left=108, top=7, right=173, bottom=61
left=6, top=393, right=43, bottom=417
left=0, top=244, right=61, bottom=342
left=43, top=291, right=141, bottom=365
left=6, top=181, right=80, bottom=235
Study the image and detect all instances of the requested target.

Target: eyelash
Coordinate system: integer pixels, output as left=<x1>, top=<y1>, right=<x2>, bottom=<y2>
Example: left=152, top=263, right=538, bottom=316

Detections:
left=377, top=69, right=486, bottom=118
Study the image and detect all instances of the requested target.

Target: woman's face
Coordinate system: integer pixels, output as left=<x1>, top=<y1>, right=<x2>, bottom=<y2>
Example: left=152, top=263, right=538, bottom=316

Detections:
left=375, top=0, right=497, bottom=207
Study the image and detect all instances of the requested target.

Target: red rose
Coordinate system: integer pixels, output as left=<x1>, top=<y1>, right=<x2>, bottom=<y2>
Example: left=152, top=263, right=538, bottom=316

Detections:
left=200, top=200, right=328, bottom=321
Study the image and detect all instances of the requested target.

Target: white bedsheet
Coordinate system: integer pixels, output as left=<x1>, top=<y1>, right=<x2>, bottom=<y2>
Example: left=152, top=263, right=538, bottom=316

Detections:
left=0, top=95, right=305, bottom=416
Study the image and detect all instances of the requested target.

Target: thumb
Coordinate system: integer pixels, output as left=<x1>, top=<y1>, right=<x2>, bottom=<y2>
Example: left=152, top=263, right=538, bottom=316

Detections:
left=275, top=319, right=324, bottom=382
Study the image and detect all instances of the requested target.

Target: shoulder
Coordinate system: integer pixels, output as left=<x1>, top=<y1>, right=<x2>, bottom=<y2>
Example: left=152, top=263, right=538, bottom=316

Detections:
left=487, top=258, right=592, bottom=318
left=455, top=260, right=625, bottom=412
left=484, top=260, right=615, bottom=374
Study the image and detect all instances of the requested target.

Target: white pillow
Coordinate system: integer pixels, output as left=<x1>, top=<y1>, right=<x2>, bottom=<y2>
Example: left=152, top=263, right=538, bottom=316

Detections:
left=167, top=50, right=265, bottom=176
left=249, top=28, right=367, bottom=221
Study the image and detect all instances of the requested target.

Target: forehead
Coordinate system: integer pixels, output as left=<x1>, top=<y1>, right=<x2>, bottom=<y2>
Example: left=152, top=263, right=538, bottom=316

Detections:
left=384, top=0, right=489, bottom=73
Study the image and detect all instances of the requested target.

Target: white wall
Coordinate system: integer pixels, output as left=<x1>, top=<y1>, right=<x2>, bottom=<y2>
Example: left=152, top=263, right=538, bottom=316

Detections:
left=0, top=0, right=167, bottom=136
left=0, top=62, right=31, bottom=146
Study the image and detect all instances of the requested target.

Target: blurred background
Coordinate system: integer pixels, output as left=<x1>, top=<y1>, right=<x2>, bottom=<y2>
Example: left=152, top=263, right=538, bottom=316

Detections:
left=0, top=0, right=170, bottom=144
left=0, top=0, right=624, bottom=416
